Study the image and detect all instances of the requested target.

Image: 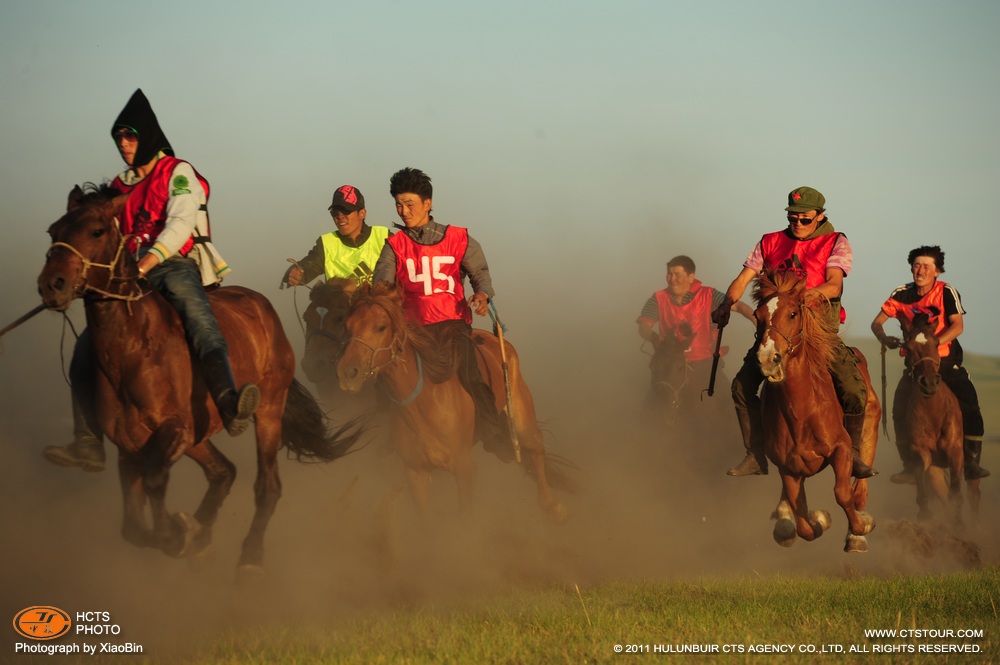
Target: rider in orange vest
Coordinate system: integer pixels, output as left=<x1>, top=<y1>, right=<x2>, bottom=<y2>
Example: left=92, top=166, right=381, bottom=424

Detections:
left=372, top=168, right=513, bottom=461
left=871, top=245, right=989, bottom=483
left=713, top=186, right=875, bottom=480
left=44, top=89, right=257, bottom=472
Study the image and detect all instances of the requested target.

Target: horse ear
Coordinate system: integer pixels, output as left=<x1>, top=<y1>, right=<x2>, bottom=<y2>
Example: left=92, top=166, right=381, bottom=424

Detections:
left=104, top=193, right=128, bottom=219
left=67, top=185, right=85, bottom=211
left=343, top=280, right=358, bottom=298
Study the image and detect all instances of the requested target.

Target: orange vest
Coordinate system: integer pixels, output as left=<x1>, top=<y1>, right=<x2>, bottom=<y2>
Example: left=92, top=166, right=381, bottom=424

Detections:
left=760, top=230, right=846, bottom=323
left=881, top=280, right=954, bottom=358
left=388, top=225, right=471, bottom=324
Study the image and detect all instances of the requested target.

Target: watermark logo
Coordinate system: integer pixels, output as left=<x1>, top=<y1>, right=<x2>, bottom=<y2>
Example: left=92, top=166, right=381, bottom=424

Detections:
left=13, top=606, right=72, bottom=640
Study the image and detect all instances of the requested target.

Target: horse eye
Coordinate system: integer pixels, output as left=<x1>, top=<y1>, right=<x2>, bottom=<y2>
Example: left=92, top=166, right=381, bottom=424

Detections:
left=376, top=324, right=387, bottom=333
left=91, top=227, right=106, bottom=238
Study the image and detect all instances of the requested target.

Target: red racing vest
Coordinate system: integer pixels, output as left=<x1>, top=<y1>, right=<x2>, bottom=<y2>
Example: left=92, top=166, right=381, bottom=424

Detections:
left=880, top=280, right=954, bottom=358
left=388, top=225, right=471, bottom=324
left=111, top=155, right=209, bottom=256
left=760, top=230, right=846, bottom=323
left=655, top=280, right=718, bottom=362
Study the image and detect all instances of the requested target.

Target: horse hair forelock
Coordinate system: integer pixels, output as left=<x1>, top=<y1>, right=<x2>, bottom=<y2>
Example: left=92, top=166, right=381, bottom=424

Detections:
left=754, top=271, right=840, bottom=377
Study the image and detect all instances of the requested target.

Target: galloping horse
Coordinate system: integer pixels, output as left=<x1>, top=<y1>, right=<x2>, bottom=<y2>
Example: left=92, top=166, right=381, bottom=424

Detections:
left=754, top=271, right=879, bottom=552
left=336, top=282, right=579, bottom=523
left=37, top=185, right=362, bottom=580
left=300, top=278, right=358, bottom=401
left=895, top=313, right=968, bottom=523
left=647, top=321, right=696, bottom=425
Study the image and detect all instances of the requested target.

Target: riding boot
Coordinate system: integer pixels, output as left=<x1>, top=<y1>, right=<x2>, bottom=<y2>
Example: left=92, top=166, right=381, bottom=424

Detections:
left=202, top=349, right=261, bottom=437
left=727, top=407, right=768, bottom=476
left=473, top=382, right=514, bottom=463
left=43, top=391, right=105, bottom=472
left=964, top=438, right=991, bottom=480
left=890, top=467, right=917, bottom=485
left=845, top=413, right=875, bottom=479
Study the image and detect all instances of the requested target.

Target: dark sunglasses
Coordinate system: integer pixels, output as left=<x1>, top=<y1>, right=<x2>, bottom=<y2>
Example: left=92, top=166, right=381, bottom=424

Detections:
left=786, top=214, right=817, bottom=226
left=113, top=127, right=138, bottom=141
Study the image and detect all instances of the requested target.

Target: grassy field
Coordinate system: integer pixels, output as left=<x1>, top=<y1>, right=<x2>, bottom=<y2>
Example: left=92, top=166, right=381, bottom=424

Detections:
left=44, top=568, right=998, bottom=664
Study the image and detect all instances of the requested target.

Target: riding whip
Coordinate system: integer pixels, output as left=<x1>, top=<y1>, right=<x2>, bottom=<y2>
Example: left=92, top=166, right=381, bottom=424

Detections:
left=488, top=300, right=521, bottom=464
left=880, top=341, right=891, bottom=440
left=703, top=313, right=727, bottom=398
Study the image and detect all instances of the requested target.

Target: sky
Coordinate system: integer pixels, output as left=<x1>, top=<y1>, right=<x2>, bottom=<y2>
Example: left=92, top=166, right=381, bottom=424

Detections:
left=1, top=0, right=999, bottom=355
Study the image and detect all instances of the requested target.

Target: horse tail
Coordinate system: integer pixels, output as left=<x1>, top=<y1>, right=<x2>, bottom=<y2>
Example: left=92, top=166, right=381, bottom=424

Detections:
left=281, top=379, right=366, bottom=463
left=524, top=450, right=585, bottom=495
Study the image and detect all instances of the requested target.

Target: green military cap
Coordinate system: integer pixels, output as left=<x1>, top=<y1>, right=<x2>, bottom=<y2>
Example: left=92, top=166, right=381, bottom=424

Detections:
left=785, top=186, right=825, bottom=212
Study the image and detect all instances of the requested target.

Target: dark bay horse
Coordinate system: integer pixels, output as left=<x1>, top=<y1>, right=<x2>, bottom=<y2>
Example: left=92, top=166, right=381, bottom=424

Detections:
left=37, top=185, right=361, bottom=580
left=754, top=272, right=879, bottom=552
left=896, top=313, right=969, bottom=523
left=300, top=278, right=358, bottom=401
left=647, top=322, right=696, bottom=425
left=336, top=282, right=579, bottom=523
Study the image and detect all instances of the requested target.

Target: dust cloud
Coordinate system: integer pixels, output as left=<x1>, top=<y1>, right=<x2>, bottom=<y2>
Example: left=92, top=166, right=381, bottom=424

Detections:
left=2, top=232, right=997, bottom=662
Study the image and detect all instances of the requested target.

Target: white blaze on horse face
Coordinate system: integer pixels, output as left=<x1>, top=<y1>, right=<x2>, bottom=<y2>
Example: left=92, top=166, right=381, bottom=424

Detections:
left=766, top=297, right=779, bottom=320
left=914, top=332, right=928, bottom=345
left=757, top=335, right=778, bottom=369
left=316, top=306, right=329, bottom=328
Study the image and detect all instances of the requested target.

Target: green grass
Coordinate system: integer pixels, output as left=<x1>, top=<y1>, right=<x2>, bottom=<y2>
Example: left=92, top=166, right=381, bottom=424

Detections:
left=70, top=569, right=997, bottom=664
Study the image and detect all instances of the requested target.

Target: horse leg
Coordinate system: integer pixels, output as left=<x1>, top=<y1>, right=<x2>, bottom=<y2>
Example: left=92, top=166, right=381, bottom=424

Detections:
left=784, top=476, right=826, bottom=542
left=518, top=427, right=569, bottom=525
left=183, top=438, right=237, bottom=556
left=404, top=466, right=432, bottom=526
left=453, top=447, right=477, bottom=514
left=772, top=489, right=797, bottom=547
left=118, top=453, right=153, bottom=548
left=967, top=478, right=981, bottom=525
left=831, top=441, right=874, bottom=551
left=237, top=409, right=282, bottom=581
left=945, top=445, right=965, bottom=531
left=141, top=417, right=200, bottom=558
left=914, top=452, right=933, bottom=521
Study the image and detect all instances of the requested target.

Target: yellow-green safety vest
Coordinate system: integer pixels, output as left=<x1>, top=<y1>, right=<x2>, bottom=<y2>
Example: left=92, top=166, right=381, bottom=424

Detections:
left=320, top=226, right=389, bottom=284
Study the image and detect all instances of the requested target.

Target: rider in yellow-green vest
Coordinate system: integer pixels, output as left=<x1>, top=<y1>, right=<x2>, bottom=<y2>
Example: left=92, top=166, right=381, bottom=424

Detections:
left=283, top=185, right=390, bottom=286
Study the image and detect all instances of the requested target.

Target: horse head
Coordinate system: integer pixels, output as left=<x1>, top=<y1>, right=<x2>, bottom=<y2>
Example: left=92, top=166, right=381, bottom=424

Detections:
left=753, top=271, right=809, bottom=384
left=300, top=277, right=358, bottom=385
left=649, top=321, right=694, bottom=414
left=38, top=184, right=132, bottom=311
left=901, top=313, right=942, bottom=396
left=337, top=281, right=406, bottom=393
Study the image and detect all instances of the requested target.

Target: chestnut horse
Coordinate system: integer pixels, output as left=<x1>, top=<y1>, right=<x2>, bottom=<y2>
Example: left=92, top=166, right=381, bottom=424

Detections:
left=299, top=278, right=358, bottom=401
left=754, top=271, right=879, bottom=552
left=336, top=282, right=579, bottom=523
left=37, top=185, right=361, bottom=580
left=895, top=313, right=971, bottom=523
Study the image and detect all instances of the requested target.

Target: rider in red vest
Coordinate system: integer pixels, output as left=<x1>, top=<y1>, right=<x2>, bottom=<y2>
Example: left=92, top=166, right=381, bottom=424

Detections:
left=372, top=167, right=513, bottom=462
left=43, top=89, right=258, bottom=472
left=871, top=245, right=989, bottom=483
left=637, top=255, right=754, bottom=360
left=712, top=186, right=875, bottom=480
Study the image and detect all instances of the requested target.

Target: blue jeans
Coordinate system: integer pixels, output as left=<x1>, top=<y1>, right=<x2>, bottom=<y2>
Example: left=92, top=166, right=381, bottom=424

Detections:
left=143, top=252, right=227, bottom=360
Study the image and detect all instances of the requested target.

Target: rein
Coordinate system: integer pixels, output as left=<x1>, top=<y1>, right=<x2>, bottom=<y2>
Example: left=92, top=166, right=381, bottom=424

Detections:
left=345, top=330, right=406, bottom=379
left=48, top=222, right=145, bottom=305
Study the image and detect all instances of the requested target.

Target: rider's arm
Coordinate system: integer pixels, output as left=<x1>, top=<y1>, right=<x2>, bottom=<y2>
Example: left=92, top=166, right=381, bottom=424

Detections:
left=285, top=238, right=325, bottom=286
left=937, top=284, right=965, bottom=347
left=871, top=310, right=901, bottom=349
left=462, top=234, right=494, bottom=299
left=372, top=241, right=398, bottom=284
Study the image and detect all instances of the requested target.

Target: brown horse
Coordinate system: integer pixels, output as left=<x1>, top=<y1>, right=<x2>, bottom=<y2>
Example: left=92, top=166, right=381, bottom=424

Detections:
left=895, top=313, right=968, bottom=523
left=300, top=278, right=358, bottom=401
left=36, top=185, right=361, bottom=580
left=754, top=271, right=879, bottom=552
left=646, top=321, right=696, bottom=425
left=336, top=282, right=579, bottom=523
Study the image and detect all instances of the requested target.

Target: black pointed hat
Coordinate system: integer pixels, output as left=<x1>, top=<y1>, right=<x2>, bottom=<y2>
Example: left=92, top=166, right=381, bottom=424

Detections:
left=111, top=88, right=173, bottom=167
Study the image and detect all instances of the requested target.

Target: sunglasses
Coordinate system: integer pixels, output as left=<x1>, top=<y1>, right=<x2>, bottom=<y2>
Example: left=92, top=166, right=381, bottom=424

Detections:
left=786, top=214, right=817, bottom=226
left=113, top=127, right=138, bottom=141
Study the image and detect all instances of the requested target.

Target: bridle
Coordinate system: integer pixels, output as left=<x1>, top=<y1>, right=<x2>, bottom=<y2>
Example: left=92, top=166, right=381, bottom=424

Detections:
left=763, top=299, right=804, bottom=357
left=47, top=217, right=145, bottom=304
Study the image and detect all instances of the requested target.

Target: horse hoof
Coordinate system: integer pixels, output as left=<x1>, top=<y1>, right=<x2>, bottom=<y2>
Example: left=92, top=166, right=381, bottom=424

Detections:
left=170, top=512, right=203, bottom=558
left=858, top=511, right=876, bottom=535
left=812, top=510, right=833, bottom=531
left=236, top=564, right=266, bottom=586
left=545, top=501, right=569, bottom=525
left=845, top=535, right=869, bottom=553
left=773, top=519, right=796, bottom=547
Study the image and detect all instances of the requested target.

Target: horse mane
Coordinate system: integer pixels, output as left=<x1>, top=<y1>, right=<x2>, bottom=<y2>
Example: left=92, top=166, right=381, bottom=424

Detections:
left=351, top=281, right=459, bottom=382
left=753, top=271, right=840, bottom=379
left=309, top=277, right=356, bottom=303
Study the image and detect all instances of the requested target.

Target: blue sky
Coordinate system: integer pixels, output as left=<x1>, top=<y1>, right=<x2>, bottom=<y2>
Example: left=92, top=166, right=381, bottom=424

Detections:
left=1, top=0, right=998, bottom=354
